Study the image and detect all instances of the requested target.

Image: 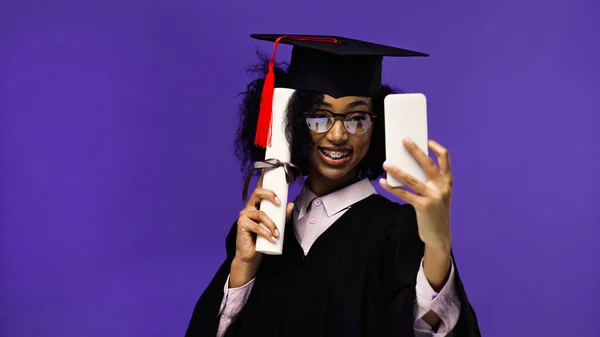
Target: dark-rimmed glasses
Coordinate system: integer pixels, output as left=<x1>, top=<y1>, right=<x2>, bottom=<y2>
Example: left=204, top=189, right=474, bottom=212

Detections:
left=305, top=109, right=376, bottom=135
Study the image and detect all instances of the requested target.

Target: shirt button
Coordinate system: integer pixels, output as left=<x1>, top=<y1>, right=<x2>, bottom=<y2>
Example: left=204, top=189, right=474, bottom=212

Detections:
left=309, top=218, right=317, bottom=224
left=314, top=199, right=322, bottom=207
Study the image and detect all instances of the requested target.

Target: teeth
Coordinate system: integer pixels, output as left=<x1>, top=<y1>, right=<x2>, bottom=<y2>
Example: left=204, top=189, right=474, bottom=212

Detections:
left=322, top=149, right=350, bottom=159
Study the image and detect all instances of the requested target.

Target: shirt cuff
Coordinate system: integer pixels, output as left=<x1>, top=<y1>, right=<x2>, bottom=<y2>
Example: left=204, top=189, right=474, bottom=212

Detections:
left=413, top=257, right=462, bottom=336
left=218, top=274, right=256, bottom=318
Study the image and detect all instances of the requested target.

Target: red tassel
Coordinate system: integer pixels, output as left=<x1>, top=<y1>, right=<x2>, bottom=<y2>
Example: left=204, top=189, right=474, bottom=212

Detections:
left=254, top=36, right=339, bottom=149
left=254, top=63, right=275, bottom=148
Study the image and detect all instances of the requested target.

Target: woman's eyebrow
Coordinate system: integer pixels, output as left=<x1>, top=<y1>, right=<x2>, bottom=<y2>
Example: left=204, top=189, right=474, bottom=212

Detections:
left=346, top=100, right=370, bottom=109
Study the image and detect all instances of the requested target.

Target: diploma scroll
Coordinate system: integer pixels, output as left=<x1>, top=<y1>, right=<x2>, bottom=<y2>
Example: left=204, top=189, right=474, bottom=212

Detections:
left=255, top=88, right=297, bottom=255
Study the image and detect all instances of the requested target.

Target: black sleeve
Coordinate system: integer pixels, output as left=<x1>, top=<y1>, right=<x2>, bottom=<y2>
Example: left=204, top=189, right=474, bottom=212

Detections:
left=380, top=203, right=482, bottom=337
left=447, top=252, right=482, bottom=337
left=185, top=221, right=238, bottom=337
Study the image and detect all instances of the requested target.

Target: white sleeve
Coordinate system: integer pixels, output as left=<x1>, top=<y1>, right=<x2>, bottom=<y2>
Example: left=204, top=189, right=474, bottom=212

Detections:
left=413, top=258, right=461, bottom=337
left=216, top=274, right=255, bottom=337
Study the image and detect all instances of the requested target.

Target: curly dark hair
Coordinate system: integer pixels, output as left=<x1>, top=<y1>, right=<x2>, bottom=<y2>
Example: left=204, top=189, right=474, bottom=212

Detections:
left=234, top=52, right=401, bottom=181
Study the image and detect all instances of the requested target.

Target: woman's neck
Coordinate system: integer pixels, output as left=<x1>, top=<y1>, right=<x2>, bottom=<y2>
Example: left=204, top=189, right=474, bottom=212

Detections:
left=306, top=169, right=359, bottom=197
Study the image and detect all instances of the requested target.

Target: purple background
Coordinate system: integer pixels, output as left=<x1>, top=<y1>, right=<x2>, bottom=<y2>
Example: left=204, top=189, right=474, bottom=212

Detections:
left=1, top=0, right=599, bottom=336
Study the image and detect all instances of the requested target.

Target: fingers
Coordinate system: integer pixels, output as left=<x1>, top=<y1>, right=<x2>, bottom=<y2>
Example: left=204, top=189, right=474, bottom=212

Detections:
left=428, top=140, right=453, bottom=184
left=239, top=209, right=279, bottom=243
left=402, top=138, right=440, bottom=180
left=382, top=162, right=429, bottom=196
left=379, top=178, right=426, bottom=206
left=247, top=188, right=280, bottom=211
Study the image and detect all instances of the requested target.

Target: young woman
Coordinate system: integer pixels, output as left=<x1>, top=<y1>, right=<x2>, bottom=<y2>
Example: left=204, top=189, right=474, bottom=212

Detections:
left=186, top=34, right=481, bottom=337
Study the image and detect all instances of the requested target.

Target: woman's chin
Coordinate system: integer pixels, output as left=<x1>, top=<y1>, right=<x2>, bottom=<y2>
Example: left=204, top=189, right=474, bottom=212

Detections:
left=308, top=154, right=360, bottom=186
left=314, top=165, right=355, bottom=183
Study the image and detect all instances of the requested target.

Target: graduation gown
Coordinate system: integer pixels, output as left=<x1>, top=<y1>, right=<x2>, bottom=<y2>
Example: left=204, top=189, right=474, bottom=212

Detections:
left=185, top=194, right=481, bottom=337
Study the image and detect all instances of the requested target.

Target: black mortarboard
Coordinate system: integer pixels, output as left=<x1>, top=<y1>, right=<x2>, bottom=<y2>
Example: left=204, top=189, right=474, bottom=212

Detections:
left=250, top=34, right=428, bottom=148
left=251, top=34, right=428, bottom=98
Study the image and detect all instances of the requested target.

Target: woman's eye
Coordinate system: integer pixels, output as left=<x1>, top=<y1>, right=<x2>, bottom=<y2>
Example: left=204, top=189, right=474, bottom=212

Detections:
left=347, top=112, right=369, bottom=121
left=311, top=110, right=330, bottom=118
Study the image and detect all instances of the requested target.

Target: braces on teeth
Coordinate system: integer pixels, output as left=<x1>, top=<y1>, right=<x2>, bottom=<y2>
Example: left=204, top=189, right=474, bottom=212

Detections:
left=322, top=150, right=350, bottom=159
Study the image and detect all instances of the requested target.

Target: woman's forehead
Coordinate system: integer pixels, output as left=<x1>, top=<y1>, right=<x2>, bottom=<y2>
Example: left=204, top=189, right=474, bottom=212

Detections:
left=321, top=94, right=373, bottom=106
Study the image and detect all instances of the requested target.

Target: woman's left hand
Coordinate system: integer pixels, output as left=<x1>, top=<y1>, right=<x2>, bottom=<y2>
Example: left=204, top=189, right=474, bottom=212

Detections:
left=379, top=138, right=453, bottom=252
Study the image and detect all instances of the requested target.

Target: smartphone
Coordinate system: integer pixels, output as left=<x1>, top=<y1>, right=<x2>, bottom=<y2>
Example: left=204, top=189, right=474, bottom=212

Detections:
left=383, top=93, right=429, bottom=188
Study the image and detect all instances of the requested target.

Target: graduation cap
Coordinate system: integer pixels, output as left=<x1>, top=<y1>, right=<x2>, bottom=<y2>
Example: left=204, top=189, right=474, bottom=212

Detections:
left=250, top=34, right=428, bottom=148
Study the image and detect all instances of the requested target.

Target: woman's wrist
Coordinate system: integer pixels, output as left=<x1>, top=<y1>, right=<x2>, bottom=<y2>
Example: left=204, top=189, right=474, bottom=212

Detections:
left=229, top=256, right=260, bottom=288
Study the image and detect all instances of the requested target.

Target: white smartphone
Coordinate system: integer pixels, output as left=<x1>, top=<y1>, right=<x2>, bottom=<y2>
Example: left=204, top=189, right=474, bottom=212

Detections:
left=383, top=93, right=429, bottom=188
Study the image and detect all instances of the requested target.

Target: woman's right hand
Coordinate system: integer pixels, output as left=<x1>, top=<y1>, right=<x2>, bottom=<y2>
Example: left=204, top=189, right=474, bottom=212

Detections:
left=230, top=172, right=294, bottom=287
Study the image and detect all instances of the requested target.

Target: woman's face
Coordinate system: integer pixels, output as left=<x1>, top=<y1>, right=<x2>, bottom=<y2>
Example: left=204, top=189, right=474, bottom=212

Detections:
left=306, top=94, right=374, bottom=190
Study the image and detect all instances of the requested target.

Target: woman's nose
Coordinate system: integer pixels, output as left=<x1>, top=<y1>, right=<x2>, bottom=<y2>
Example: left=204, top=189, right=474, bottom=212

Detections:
left=326, top=119, right=348, bottom=143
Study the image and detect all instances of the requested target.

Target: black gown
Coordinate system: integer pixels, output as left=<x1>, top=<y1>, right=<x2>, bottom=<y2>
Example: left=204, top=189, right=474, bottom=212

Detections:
left=185, top=194, right=481, bottom=337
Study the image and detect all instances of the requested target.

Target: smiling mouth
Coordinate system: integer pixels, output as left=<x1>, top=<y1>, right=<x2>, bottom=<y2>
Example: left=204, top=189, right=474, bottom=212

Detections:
left=320, top=148, right=351, bottom=159
left=317, top=147, right=354, bottom=167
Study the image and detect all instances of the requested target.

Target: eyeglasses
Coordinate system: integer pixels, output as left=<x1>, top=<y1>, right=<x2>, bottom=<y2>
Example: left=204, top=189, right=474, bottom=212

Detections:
left=305, top=109, right=376, bottom=135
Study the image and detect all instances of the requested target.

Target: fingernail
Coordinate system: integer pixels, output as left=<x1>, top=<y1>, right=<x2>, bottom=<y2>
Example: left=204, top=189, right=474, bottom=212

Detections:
left=379, top=178, right=387, bottom=185
left=383, top=161, right=391, bottom=169
left=271, top=236, right=277, bottom=242
left=275, top=229, right=280, bottom=237
left=275, top=196, right=281, bottom=205
left=404, top=137, right=414, bottom=144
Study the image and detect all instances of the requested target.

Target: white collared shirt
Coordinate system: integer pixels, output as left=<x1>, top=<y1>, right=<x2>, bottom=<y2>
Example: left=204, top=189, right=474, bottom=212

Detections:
left=293, top=178, right=376, bottom=255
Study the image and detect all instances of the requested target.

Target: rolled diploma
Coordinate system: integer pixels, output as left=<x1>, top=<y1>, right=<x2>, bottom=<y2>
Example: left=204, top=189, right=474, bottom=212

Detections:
left=255, top=88, right=296, bottom=255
